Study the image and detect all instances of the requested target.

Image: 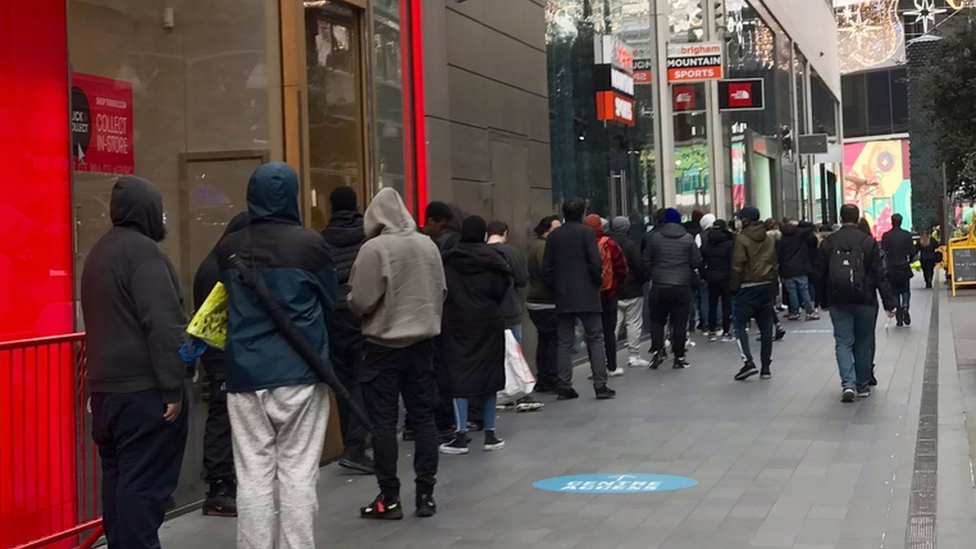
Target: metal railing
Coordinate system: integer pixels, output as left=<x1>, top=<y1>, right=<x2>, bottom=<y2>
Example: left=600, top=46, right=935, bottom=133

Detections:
left=0, top=333, right=102, bottom=549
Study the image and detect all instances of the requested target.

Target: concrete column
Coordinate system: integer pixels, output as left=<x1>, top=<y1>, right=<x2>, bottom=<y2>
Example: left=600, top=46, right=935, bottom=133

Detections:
left=650, top=0, right=675, bottom=209
left=703, top=0, right=726, bottom=220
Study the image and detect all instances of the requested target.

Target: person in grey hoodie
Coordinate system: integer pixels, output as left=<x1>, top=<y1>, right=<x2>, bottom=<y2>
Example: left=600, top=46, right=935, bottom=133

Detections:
left=81, top=176, right=188, bottom=549
left=349, top=188, right=447, bottom=520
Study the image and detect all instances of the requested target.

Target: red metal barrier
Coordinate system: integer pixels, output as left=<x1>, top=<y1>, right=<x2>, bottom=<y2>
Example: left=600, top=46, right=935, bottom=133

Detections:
left=0, top=334, right=102, bottom=549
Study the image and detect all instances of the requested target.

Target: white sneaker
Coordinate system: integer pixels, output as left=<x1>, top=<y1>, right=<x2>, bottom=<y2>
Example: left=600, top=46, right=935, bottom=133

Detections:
left=686, top=340, right=697, bottom=348
left=628, top=356, right=651, bottom=368
left=608, top=368, right=626, bottom=377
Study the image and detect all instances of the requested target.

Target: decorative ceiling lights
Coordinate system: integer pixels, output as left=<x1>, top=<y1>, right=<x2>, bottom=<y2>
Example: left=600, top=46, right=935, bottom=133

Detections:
left=836, top=0, right=904, bottom=74
left=904, top=0, right=947, bottom=33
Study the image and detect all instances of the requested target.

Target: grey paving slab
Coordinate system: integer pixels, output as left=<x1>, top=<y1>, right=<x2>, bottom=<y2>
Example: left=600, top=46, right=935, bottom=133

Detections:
left=154, top=279, right=976, bottom=548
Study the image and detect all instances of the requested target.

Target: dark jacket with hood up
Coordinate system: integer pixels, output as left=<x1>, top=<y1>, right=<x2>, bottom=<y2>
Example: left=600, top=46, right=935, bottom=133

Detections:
left=608, top=229, right=646, bottom=299
left=81, top=176, right=187, bottom=404
left=440, top=242, right=511, bottom=398
left=731, top=221, right=778, bottom=292
left=193, top=211, right=251, bottom=378
left=700, top=226, right=734, bottom=284
left=216, top=162, right=338, bottom=393
left=322, top=209, right=365, bottom=311
left=777, top=221, right=816, bottom=279
left=642, top=223, right=702, bottom=287
left=542, top=220, right=603, bottom=314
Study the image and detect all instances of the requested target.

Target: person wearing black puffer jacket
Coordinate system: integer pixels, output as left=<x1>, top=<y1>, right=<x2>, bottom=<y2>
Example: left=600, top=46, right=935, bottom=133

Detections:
left=322, top=187, right=373, bottom=474
left=700, top=219, right=734, bottom=342
left=777, top=219, right=819, bottom=321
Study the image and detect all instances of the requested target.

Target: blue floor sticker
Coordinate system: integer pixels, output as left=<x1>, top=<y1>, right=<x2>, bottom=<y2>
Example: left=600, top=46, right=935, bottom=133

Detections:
left=533, top=474, right=697, bottom=493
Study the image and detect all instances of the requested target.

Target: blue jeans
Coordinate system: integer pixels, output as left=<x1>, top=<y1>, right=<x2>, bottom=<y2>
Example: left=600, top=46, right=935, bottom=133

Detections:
left=783, top=275, right=814, bottom=315
left=829, top=304, right=876, bottom=390
left=453, top=394, right=497, bottom=432
left=507, top=324, right=522, bottom=345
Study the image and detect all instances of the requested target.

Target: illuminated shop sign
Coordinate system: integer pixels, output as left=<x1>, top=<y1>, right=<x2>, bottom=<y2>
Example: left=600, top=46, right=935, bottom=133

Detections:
left=594, top=65, right=635, bottom=97
left=595, top=91, right=635, bottom=126
left=594, top=35, right=635, bottom=74
left=718, top=79, right=764, bottom=112
left=666, top=42, right=724, bottom=82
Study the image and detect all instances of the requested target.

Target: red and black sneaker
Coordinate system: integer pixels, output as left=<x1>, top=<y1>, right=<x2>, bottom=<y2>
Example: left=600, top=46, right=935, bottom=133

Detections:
left=360, top=494, right=404, bottom=520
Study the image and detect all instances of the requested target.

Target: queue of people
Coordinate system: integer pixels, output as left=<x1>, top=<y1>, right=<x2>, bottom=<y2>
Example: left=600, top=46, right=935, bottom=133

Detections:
left=78, top=164, right=931, bottom=548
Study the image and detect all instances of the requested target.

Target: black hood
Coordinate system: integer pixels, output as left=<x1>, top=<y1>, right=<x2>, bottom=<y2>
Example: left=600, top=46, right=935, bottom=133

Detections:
left=706, top=227, right=733, bottom=245
left=660, top=223, right=688, bottom=239
left=781, top=224, right=801, bottom=237
left=443, top=242, right=512, bottom=276
left=111, top=176, right=166, bottom=241
left=247, top=162, right=301, bottom=225
left=323, top=210, right=365, bottom=247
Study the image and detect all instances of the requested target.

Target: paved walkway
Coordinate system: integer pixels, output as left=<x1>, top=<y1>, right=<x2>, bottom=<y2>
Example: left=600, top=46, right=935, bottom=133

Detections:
left=160, top=279, right=976, bottom=549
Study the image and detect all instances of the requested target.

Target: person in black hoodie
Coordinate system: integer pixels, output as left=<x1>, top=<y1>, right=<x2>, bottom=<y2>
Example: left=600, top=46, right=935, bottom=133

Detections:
left=81, top=176, right=188, bottom=549
left=777, top=218, right=819, bottom=321
left=322, top=187, right=374, bottom=474
left=193, top=211, right=251, bottom=517
left=439, top=216, right=511, bottom=454
left=882, top=213, right=916, bottom=326
left=609, top=216, right=649, bottom=367
left=700, top=219, right=735, bottom=341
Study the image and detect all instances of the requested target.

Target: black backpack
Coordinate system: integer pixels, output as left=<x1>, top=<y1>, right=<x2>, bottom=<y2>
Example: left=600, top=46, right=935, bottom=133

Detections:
left=828, top=235, right=868, bottom=303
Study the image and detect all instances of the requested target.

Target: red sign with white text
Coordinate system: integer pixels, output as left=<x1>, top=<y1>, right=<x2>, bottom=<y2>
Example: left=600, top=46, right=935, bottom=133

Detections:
left=595, top=91, right=635, bottom=126
left=673, top=85, right=696, bottom=111
left=71, top=73, right=134, bottom=175
left=727, top=82, right=754, bottom=108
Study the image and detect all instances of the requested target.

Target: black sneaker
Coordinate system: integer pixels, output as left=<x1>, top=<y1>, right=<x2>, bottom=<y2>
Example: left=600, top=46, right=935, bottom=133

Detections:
left=857, top=387, right=871, bottom=398
left=595, top=386, right=616, bottom=400
left=787, top=313, right=801, bottom=321
left=869, top=370, right=878, bottom=387
left=760, top=365, right=771, bottom=379
left=673, top=356, right=690, bottom=369
left=415, top=494, right=437, bottom=518
left=484, top=430, right=505, bottom=451
left=557, top=388, right=580, bottom=400
left=735, top=362, right=759, bottom=381
left=402, top=428, right=414, bottom=442
left=841, top=388, right=856, bottom=403
left=774, top=326, right=786, bottom=341
left=439, top=432, right=469, bottom=455
left=361, top=494, right=404, bottom=520
left=202, top=481, right=237, bottom=517
left=438, top=428, right=457, bottom=443
left=904, top=310, right=911, bottom=326
left=339, top=451, right=375, bottom=475
left=649, top=351, right=664, bottom=370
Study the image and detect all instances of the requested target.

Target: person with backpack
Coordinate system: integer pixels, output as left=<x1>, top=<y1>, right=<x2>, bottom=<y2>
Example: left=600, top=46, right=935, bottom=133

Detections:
left=542, top=198, right=616, bottom=400
left=608, top=216, right=650, bottom=368
left=814, top=204, right=896, bottom=403
left=731, top=206, right=779, bottom=381
left=882, top=213, right=916, bottom=326
left=584, top=214, right=629, bottom=376
left=700, top=219, right=735, bottom=342
left=642, top=208, right=702, bottom=369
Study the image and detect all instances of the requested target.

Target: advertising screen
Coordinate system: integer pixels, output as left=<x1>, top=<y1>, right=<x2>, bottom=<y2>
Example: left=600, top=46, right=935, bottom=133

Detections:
left=843, top=139, right=912, bottom=239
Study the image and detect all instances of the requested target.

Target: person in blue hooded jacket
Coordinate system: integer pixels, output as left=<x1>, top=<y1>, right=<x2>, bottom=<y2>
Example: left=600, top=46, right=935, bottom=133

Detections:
left=216, top=162, right=338, bottom=549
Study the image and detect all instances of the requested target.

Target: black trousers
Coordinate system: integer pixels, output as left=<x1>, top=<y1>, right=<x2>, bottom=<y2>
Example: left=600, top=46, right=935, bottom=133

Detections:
left=91, top=388, right=188, bottom=549
left=707, top=280, right=732, bottom=334
left=648, top=284, right=691, bottom=357
left=202, top=375, right=233, bottom=485
left=734, top=285, right=774, bottom=367
left=600, top=295, right=619, bottom=372
left=360, top=340, right=439, bottom=499
left=921, top=260, right=935, bottom=287
left=326, top=309, right=368, bottom=455
left=528, top=308, right=558, bottom=390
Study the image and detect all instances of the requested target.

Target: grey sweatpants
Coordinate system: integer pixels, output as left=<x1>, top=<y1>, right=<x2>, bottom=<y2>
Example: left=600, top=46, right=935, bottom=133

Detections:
left=228, top=384, right=330, bottom=549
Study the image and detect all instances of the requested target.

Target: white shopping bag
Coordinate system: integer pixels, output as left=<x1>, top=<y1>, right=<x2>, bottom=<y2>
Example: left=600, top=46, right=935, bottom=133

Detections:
left=498, top=330, right=536, bottom=403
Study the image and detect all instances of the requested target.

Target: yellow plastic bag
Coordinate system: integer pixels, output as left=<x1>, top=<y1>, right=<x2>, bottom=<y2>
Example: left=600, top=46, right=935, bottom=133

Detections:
left=186, top=282, right=229, bottom=350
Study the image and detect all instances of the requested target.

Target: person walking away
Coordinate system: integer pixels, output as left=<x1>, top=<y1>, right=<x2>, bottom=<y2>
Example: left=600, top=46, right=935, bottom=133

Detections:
left=684, top=210, right=706, bottom=332
left=584, top=214, right=629, bottom=376
left=695, top=213, right=717, bottom=335
left=526, top=216, right=561, bottom=392
left=349, top=188, right=446, bottom=519
left=193, top=211, right=251, bottom=517
left=216, top=163, right=337, bottom=548
left=81, top=176, right=188, bottom=549
left=321, top=187, right=374, bottom=474
left=439, top=216, right=512, bottom=454
left=814, top=204, right=896, bottom=402
left=608, top=216, right=650, bottom=367
left=917, top=230, right=941, bottom=288
left=487, top=220, right=542, bottom=411
left=856, top=218, right=880, bottom=386
left=882, top=213, right=915, bottom=326
left=700, top=219, right=735, bottom=342
left=543, top=198, right=616, bottom=400
left=731, top=206, right=779, bottom=381
left=777, top=218, right=819, bottom=321
left=643, top=208, right=702, bottom=369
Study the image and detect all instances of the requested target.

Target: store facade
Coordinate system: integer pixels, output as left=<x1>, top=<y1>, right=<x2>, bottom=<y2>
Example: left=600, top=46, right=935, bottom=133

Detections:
left=544, top=0, right=841, bottom=223
left=1, top=0, right=426, bottom=544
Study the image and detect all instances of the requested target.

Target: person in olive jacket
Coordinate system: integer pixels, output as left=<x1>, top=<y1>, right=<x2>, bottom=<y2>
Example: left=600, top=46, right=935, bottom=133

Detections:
left=526, top=215, right=561, bottom=392
left=731, top=206, right=779, bottom=382
left=700, top=219, right=735, bottom=341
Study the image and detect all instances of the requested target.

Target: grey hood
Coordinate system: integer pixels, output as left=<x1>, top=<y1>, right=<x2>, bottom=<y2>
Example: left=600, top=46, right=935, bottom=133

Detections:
left=364, top=187, right=417, bottom=238
left=110, top=176, right=166, bottom=242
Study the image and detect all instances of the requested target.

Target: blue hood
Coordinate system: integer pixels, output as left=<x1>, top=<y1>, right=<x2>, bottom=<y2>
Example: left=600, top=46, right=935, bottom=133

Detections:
left=247, top=162, right=301, bottom=225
